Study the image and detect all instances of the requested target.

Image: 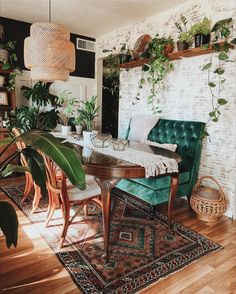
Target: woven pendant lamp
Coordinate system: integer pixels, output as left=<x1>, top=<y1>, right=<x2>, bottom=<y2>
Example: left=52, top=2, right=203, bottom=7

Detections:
left=24, top=1, right=75, bottom=82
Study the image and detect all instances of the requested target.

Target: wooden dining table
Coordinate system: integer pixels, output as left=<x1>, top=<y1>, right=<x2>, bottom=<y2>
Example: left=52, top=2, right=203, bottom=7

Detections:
left=72, top=140, right=181, bottom=262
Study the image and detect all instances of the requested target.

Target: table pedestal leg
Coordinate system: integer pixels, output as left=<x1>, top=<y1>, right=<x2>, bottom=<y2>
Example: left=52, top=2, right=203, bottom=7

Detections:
left=94, top=177, right=119, bottom=263
left=168, top=174, right=179, bottom=225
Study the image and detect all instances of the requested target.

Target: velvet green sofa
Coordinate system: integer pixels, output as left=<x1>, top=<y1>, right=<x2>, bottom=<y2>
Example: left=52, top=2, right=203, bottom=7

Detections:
left=116, top=119, right=205, bottom=213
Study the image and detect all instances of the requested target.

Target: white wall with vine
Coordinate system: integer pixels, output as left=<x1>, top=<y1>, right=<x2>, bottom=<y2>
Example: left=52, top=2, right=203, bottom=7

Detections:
left=97, top=0, right=236, bottom=218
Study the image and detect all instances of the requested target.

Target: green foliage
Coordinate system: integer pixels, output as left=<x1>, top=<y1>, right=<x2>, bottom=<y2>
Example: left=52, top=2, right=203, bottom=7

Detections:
left=0, top=201, right=18, bottom=249
left=8, top=106, right=38, bottom=132
left=137, top=34, right=174, bottom=113
left=211, top=18, right=233, bottom=41
left=22, top=82, right=58, bottom=107
left=6, top=68, right=22, bottom=91
left=8, top=82, right=61, bottom=131
left=201, top=17, right=235, bottom=139
left=175, top=14, right=193, bottom=45
left=190, top=17, right=211, bottom=36
left=77, top=95, right=99, bottom=131
left=0, top=40, right=18, bottom=69
left=57, top=90, right=80, bottom=125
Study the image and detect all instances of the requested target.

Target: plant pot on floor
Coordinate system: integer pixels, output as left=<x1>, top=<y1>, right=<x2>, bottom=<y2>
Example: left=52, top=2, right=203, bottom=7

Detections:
left=194, top=33, right=210, bottom=47
left=177, top=40, right=190, bottom=51
left=61, top=125, right=71, bottom=136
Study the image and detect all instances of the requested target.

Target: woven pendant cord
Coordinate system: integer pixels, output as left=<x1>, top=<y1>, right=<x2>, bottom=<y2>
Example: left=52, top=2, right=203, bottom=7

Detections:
left=24, top=0, right=75, bottom=82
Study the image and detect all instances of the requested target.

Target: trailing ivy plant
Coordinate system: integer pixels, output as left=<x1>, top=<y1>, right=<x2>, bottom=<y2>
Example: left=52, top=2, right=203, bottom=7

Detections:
left=137, top=34, right=174, bottom=113
left=201, top=17, right=236, bottom=138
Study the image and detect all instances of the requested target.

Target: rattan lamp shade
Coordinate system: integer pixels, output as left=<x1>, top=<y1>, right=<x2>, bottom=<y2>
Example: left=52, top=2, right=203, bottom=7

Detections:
left=24, top=22, right=75, bottom=82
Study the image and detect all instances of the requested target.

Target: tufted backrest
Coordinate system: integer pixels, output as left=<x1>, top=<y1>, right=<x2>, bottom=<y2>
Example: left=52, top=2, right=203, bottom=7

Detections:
left=148, top=119, right=205, bottom=172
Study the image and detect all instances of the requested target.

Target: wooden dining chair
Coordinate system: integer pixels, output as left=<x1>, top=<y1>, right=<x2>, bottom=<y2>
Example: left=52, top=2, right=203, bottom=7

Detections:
left=43, top=155, right=102, bottom=248
left=12, top=128, right=42, bottom=214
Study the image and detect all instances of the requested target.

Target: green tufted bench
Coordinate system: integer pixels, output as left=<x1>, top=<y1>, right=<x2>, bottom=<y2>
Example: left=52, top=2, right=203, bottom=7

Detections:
left=116, top=119, right=205, bottom=214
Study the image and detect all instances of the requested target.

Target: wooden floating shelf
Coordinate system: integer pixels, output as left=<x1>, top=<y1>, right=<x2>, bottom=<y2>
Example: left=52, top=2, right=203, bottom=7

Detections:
left=119, top=42, right=234, bottom=69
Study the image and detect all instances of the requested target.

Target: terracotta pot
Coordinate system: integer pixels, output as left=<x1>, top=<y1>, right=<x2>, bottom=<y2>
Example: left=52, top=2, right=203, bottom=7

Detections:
left=164, top=44, right=174, bottom=55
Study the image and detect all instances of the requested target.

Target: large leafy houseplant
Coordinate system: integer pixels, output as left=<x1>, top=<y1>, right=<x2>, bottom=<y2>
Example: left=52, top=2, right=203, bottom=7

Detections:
left=9, top=82, right=62, bottom=132
left=201, top=17, right=236, bottom=139
left=0, top=130, right=86, bottom=249
left=137, top=34, right=174, bottom=113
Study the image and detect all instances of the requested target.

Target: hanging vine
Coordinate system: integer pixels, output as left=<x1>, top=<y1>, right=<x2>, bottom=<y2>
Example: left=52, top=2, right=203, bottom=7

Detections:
left=201, top=17, right=236, bottom=138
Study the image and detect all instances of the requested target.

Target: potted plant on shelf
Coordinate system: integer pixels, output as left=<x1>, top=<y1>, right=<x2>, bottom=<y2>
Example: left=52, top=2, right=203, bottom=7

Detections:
left=77, top=95, right=99, bottom=144
left=190, top=17, right=211, bottom=47
left=118, top=43, right=132, bottom=64
left=74, top=114, right=84, bottom=135
left=0, top=40, right=17, bottom=69
left=137, top=34, right=174, bottom=113
left=175, top=14, right=193, bottom=51
left=57, top=90, right=79, bottom=136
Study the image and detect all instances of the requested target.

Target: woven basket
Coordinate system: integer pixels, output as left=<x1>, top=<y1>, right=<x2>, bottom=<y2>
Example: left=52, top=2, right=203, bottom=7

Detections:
left=190, top=176, right=227, bottom=222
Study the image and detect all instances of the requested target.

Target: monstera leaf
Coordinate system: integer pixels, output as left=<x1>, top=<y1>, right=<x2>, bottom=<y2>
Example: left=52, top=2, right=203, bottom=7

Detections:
left=18, top=130, right=85, bottom=190
left=0, top=201, right=18, bottom=248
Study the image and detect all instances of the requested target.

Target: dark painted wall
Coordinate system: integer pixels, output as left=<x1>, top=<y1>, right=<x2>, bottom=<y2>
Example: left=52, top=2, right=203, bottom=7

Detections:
left=0, top=17, right=95, bottom=78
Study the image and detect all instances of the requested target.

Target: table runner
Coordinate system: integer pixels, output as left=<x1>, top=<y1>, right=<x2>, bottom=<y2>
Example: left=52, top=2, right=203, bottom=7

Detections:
left=64, top=136, right=178, bottom=178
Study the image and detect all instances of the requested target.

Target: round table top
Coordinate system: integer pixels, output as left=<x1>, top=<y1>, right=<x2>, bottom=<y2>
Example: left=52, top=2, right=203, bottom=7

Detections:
left=73, top=141, right=181, bottom=179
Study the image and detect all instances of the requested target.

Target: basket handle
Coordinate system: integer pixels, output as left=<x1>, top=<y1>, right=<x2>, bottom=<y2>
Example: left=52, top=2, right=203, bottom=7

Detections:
left=196, top=176, right=226, bottom=201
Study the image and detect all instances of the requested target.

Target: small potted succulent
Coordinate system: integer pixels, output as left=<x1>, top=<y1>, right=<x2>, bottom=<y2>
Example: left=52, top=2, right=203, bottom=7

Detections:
left=175, top=15, right=193, bottom=51
left=77, top=95, right=99, bottom=144
left=190, top=17, right=211, bottom=47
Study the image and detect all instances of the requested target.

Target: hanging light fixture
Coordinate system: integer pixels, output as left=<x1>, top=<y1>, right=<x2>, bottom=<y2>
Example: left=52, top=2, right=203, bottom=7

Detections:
left=24, top=0, right=75, bottom=82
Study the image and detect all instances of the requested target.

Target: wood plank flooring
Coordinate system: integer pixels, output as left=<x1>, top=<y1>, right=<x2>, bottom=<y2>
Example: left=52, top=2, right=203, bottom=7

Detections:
left=0, top=177, right=235, bottom=294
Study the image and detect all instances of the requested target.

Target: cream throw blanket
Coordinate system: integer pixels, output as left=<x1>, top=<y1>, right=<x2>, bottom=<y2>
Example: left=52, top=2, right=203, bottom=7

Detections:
left=65, top=137, right=178, bottom=178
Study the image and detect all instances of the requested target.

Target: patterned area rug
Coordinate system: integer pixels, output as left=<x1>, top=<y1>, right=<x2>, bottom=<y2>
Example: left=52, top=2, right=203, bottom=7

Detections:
left=1, top=184, right=221, bottom=294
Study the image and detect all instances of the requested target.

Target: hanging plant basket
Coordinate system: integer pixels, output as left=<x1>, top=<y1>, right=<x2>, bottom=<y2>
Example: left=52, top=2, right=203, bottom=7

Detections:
left=190, top=176, right=227, bottom=222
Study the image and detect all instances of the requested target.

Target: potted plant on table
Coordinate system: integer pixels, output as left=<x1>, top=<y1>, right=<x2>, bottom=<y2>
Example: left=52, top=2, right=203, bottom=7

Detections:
left=77, top=95, right=99, bottom=144
left=57, top=90, right=79, bottom=136
left=175, top=14, right=193, bottom=51
left=190, top=17, right=211, bottom=47
left=74, top=114, right=84, bottom=135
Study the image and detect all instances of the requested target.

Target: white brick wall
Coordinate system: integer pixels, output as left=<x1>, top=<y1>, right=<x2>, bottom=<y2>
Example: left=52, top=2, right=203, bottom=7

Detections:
left=97, top=0, right=236, bottom=218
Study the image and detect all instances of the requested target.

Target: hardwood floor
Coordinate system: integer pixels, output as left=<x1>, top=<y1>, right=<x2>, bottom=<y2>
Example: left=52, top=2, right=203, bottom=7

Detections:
left=0, top=176, right=235, bottom=294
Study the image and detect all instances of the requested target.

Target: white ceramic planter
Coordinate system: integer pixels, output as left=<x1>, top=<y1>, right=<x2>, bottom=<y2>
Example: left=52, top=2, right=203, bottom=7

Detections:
left=76, top=125, right=83, bottom=135
left=61, top=125, right=71, bottom=136
left=83, top=130, right=98, bottom=145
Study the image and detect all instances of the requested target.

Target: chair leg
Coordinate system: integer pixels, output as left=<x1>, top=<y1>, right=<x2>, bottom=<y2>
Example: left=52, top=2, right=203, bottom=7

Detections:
left=21, top=173, right=33, bottom=203
left=59, top=204, right=70, bottom=248
left=31, top=184, right=42, bottom=214
left=168, top=174, right=179, bottom=226
left=45, top=203, right=56, bottom=227
left=83, top=204, right=88, bottom=216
